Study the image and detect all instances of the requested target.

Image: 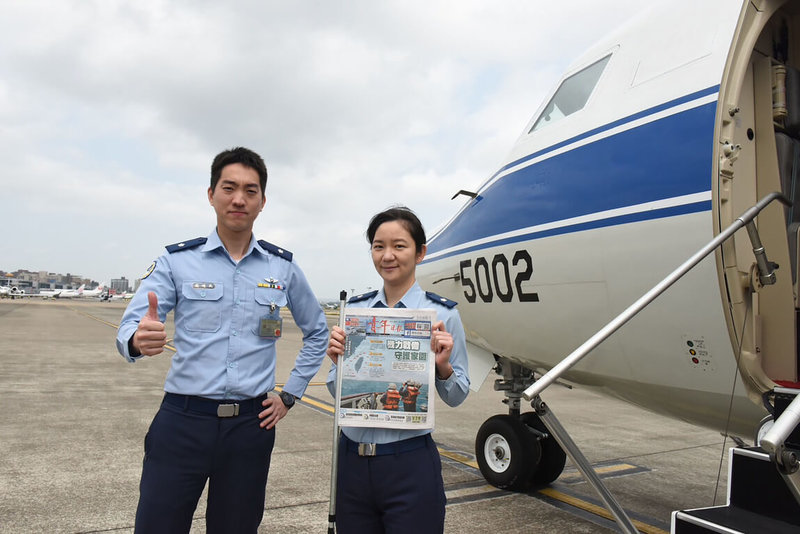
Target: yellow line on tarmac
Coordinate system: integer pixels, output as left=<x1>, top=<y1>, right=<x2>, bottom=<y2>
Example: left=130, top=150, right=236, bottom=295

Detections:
left=538, top=488, right=668, bottom=534
left=299, top=396, right=335, bottom=413
left=68, top=305, right=176, bottom=352
left=439, top=447, right=667, bottom=534
left=67, top=306, right=119, bottom=329
left=558, top=463, right=638, bottom=482
left=438, top=448, right=480, bottom=470
left=274, top=385, right=335, bottom=413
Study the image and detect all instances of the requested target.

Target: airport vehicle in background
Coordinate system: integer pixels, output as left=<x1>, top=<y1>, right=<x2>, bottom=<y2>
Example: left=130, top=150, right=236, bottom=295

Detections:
left=417, top=1, right=800, bottom=531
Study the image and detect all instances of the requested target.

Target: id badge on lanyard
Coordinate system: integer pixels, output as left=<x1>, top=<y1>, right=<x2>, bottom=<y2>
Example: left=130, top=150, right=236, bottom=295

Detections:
left=259, top=303, right=283, bottom=339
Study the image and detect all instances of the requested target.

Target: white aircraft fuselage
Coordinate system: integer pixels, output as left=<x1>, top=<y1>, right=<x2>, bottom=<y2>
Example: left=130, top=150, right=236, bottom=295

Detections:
left=55, top=284, right=85, bottom=299
left=418, top=0, right=800, bottom=439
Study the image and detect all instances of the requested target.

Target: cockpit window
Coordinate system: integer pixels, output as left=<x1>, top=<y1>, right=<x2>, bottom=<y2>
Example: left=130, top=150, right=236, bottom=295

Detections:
left=529, top=54, right=611, bottom=133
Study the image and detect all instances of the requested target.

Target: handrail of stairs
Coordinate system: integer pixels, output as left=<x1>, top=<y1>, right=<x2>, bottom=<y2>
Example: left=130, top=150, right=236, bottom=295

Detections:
left=760, top=391, right=800, bottom=504
left=519, top=191, right=789, bottom=534
left=523, top=191, right=788, bottom=402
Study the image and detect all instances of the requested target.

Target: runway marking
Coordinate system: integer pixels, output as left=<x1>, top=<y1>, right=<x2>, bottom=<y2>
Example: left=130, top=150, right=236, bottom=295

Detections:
left=65, top=304, right=179, bottom=352
left=67, top=304, right=667, bottom=533
left=445, top=480, right=510, bottom=505
left=537, top=487, right=668, bottom=534
left=438, top=448, right=480, bottom=470
left=558, top=462, right=650, bottom=484
left=436, top=445, right=666, bottom=533
left=274, top=387, right=334, bottom=414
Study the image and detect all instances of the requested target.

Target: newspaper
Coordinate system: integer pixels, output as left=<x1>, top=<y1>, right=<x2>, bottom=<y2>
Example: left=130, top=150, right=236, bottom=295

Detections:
left=335, top=307, right=436, bottom=429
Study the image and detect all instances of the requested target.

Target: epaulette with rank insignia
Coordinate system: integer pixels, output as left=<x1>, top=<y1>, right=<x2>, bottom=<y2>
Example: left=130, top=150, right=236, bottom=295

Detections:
left=348, top=290, right=378, bottom=304
left=425, top=291, right=457, bottom=309
left=166, top=237, right=207, bottom=253
left=258, top=240, right=293, bottom=262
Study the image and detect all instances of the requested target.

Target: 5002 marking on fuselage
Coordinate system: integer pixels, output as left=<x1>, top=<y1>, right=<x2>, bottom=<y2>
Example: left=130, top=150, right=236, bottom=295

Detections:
left=459, top=250, right=539, bottom=303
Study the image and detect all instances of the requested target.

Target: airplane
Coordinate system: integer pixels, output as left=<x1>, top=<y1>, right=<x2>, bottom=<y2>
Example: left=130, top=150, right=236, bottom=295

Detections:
left=0, top=285, right=25, bottom=298
left=80, top=284, right=106, bottom=298
left=415, top=0, right=800, bottom=530
left=53, top=284, right=85, bottom=299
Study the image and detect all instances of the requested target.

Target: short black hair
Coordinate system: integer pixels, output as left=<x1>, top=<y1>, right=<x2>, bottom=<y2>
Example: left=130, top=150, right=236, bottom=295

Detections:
left=366, top=206, right=426, bottom=253
left=210, top=147, right=268, bottom=195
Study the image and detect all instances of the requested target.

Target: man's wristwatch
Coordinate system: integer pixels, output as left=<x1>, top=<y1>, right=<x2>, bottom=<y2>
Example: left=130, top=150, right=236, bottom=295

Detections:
left=279, top=391, right=296, bottom=409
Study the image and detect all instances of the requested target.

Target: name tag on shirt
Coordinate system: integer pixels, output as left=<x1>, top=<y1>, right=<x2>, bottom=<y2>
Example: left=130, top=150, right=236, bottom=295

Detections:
left=258, top=304, right=282, bottom=339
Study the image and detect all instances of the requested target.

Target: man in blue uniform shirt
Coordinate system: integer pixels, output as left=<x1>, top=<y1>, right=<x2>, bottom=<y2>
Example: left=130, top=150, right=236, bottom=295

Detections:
left=116, top=147, right=328, bottom=534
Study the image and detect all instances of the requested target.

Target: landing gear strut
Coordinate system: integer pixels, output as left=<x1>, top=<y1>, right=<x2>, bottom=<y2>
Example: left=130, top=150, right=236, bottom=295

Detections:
left=474, top=358, right=567, bottom=491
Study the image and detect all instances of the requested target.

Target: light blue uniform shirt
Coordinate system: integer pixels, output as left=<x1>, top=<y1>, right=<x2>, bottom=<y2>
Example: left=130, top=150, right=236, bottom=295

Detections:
left=326, top=282, right=470, bottom=444
left=116, top=229, right=328, bottom=400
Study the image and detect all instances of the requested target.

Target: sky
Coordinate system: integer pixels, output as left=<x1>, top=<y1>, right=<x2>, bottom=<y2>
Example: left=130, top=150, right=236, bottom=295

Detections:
left=0, top=1, right=650, bottom=300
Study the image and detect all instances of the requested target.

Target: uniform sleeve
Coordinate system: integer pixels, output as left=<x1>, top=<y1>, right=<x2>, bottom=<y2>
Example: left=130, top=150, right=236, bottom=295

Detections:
left=115, top=254, right=177, bottom=363
left=434, top=307, right=470, bottom=407
left=282, top=261, right=329, bottom=398
left=326, top=362, right=337, bottom=398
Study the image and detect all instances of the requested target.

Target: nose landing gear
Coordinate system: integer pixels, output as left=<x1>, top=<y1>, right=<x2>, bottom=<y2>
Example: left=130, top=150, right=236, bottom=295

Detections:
left=474, top=359, right=567, bottom=491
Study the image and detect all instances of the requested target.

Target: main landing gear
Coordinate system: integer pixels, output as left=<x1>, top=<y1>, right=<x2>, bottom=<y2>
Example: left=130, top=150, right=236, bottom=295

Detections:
left=475, top=359, right=567, bottom=491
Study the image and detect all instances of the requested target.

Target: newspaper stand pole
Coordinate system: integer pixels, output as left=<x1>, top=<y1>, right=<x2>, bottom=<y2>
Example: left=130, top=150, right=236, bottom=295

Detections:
left=327, top=290, right=347, bottom=534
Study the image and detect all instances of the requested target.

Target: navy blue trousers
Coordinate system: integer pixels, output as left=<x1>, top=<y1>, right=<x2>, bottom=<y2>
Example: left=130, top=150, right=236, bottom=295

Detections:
left=336, top=434, right=446, bottom=534
left=134, top=398, right=275, bottom=534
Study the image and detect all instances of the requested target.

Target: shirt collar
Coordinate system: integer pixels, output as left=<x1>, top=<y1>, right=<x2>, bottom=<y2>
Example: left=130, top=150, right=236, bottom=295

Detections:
left=370, top=282, right=422, bottom=308
left=203, top=228, right=257, bottom=258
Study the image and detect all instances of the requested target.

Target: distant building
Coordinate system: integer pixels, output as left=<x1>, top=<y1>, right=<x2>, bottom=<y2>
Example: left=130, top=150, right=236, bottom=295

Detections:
left=111, top=278, right=130, bottom=294
left=1, top=269, right=97, bottom=293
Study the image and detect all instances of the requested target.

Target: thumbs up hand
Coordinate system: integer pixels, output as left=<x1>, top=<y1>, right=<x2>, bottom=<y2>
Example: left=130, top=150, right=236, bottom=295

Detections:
left=132, top=291, right=167, bottom=356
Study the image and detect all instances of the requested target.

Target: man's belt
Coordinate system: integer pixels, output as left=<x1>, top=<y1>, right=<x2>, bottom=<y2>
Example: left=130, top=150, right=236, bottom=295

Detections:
left=163, top=392, right=268, bottom=418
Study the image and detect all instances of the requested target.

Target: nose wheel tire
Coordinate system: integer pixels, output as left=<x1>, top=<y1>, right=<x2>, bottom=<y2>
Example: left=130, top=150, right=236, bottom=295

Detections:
left=475, top=414, right=541, bottom=491
left=520, top=412, right=567, bottom=486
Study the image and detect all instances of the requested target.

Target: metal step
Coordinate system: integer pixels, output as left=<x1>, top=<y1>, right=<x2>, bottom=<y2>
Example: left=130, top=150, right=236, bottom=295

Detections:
left=671, top=447, right=800, bottom=533
left=673, top=505, right=799, bottom=533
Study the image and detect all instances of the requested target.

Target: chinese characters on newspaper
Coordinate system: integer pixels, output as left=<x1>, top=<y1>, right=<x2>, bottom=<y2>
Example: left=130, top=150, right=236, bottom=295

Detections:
left=336, top=308, right=436, bottom=429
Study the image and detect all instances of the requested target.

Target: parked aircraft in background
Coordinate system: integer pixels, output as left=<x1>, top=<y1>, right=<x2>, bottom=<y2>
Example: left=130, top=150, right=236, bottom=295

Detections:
left=80, top=284, right=106, bottom=298
left=54, top=284, right=85, bottom=299
left=109, top=291, right=135, bottom=301
left=0, top=286, right=24, bottom=298
left=416, top=0, right=800, bottom=531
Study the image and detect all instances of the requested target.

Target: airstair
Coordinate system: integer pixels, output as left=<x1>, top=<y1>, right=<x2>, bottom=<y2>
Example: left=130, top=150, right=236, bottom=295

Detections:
left=672, top=387, right=800, bottom=533
left=520, top=193, right=800, bottom=533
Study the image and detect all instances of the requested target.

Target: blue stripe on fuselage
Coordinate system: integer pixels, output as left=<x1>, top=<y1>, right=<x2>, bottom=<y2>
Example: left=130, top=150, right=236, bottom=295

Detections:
left=491, top=85, right=720, bottom=180
left=422, top=200, right=711, bottom=263
left=426, top=96, right=718, bottom=257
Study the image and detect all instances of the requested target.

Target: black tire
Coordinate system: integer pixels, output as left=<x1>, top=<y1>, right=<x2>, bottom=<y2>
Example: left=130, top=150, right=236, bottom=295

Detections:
left=520, top=412, right=567, bottom=486
left=475, top=414, right=541, bottom=491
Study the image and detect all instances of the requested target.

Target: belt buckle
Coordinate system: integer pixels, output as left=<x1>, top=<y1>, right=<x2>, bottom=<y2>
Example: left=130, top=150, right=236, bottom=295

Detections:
left=358, top=443, right=377, bottom=456
left=217, top=403, right=240, bottom=417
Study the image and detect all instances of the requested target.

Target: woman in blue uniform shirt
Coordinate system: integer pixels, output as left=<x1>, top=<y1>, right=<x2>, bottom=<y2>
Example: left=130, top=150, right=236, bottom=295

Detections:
left=326, top=206, right=470, bottom=533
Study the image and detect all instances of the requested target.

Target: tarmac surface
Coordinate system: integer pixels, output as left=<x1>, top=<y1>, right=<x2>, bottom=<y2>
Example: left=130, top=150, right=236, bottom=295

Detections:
left=0, top=299, right=743, bottom=533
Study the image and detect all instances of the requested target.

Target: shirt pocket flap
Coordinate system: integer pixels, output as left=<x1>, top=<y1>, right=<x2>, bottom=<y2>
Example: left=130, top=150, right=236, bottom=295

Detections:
left=254, top=287, right=288, bottom=308
left=181, top=282, right=224, bottom=301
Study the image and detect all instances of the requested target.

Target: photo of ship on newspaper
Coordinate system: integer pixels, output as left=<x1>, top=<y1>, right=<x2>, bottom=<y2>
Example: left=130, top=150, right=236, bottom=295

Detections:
left=336, top=307, right=436, bottom=429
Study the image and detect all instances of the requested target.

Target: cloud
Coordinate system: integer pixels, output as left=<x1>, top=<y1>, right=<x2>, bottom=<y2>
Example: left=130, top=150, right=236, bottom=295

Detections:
left=0, top=0, right=649, bottom=297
